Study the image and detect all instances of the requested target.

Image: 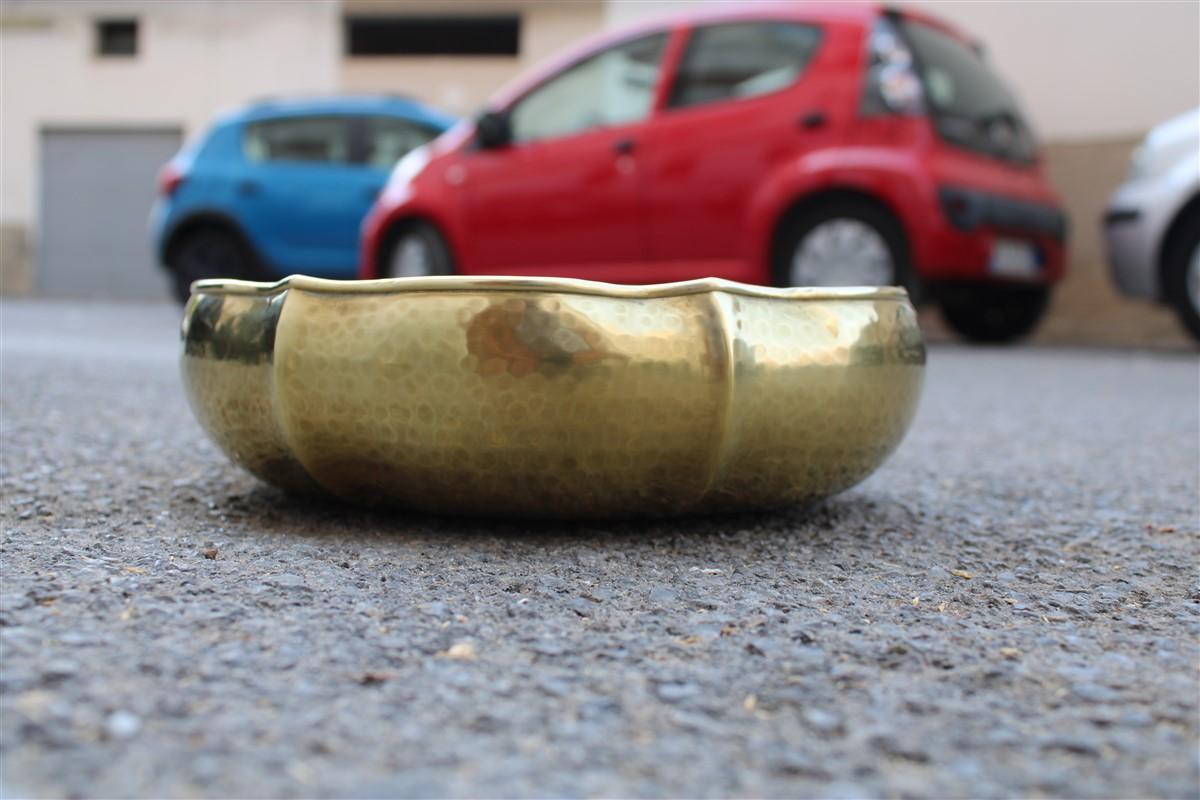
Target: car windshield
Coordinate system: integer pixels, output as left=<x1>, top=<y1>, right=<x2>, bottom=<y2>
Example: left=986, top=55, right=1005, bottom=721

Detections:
left=899, top=18, right=1037, bottom=165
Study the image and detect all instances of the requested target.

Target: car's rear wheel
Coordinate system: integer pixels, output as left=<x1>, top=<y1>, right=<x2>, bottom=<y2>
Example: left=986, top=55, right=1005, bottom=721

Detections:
left=1163, top=213, right=1200, bottom=342
left=383, top=222, right=453, bottom=279
left=774, top=200, right=907, bottom=289
left=937, top=283, right=1050, bottom=344
left=167, top=226, right=258, bottom=303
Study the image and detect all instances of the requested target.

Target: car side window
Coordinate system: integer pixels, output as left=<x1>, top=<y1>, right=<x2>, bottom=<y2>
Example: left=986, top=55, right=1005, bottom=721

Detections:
left=244, top=117, right=352, bottom=164
left=509, top=32, right=669, bottom=144
left=668, top=22, right=822, bottom=109
left=364, top=117, right=440, bottom=169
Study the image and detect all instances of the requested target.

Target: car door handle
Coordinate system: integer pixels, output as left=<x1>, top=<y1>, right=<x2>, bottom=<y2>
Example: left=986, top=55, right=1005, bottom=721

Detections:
left=798, top=111, right=828, bottom=130
left=613, top=138, right=636, bottom=155
left=236, top=179, right=260, bottom=197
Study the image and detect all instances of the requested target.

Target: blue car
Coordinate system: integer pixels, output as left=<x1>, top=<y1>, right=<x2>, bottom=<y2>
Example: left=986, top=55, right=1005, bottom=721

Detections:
left=152, top=95, right=455, bottom=301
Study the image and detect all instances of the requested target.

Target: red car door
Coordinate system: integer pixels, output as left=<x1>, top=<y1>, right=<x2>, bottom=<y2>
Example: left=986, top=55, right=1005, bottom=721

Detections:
left=460, top=32, right=670, bottom=277
left=642, top=20, right=830, bottom=282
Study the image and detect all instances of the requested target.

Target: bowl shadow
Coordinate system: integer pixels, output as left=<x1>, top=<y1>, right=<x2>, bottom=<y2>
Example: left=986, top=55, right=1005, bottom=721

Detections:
left=198, top=476, right=923, bottom=557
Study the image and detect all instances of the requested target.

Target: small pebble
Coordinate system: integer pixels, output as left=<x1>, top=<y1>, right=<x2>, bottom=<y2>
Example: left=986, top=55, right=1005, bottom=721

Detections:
left=105, top=711, right=142, bottom=740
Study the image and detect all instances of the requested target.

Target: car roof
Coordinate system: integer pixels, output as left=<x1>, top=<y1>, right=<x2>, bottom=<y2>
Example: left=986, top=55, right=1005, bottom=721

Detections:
left=682, top=1, right=884, bottom=26
left=219, top=95, right=457, bottom=129
left=487, top=2, right=887, bottom=110
left=620, top=2, right=970, bottom=40
left=486, top=2, right=975, bottom=111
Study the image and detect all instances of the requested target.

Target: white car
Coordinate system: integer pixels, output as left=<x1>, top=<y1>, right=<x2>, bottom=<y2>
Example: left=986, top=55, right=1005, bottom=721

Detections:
left=1104, top=108, right=1200, bottom=341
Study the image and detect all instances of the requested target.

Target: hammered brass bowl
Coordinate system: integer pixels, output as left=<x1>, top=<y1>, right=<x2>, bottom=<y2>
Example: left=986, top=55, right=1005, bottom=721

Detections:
left=181, top=275, right=924, bottom=517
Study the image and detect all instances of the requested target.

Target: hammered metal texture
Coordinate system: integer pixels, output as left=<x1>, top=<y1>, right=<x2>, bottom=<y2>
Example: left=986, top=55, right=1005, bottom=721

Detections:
left=180, top=276, right=924, bottom=517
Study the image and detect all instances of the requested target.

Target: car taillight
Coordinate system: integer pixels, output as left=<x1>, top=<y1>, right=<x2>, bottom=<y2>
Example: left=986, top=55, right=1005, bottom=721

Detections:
left=862, top=17, right=925, bottom=116
left=158, top=163, right=184, bottom=197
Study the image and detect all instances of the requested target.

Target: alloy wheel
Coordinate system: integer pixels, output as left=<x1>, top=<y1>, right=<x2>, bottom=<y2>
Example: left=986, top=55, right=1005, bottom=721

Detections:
left=789, top=218, right=894, bottom=286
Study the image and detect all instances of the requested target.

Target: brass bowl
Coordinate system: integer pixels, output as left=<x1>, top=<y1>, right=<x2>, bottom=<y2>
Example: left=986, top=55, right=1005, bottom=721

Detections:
left=181, top=275, right=924, bottom=517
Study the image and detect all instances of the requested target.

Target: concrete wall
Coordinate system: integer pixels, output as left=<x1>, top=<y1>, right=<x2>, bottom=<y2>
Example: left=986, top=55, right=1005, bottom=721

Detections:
left=918, top=138, right=1193, bottom=349
left=0, top=0, right=340, bottom=291
left=0, top=224, right=33, bottom=295
left=909, top=1, right=1199, bottom=141
left=1035, top=139, right=1191, bottom=348
left=339, top=0, right=605, bottom=115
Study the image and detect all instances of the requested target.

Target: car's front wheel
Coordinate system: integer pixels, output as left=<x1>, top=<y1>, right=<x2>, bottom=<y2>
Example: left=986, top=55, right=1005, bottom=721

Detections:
left=937, top=284, right=1050, bottom=344
left=383, top=222, right=454, bottom=279
left=1163, top=212, right=1200, bottom=342
left=774, top=200, right=907, bottom=289
left=167, top=226, right=258, bottom=303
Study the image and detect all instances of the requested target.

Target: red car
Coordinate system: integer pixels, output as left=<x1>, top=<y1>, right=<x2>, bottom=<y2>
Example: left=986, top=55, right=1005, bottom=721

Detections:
left=361, top=3, right=1067, bottom=342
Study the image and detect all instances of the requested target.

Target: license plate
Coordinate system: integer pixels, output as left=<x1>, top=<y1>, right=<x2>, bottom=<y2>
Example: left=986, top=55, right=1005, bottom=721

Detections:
left=989, top=239, right=1040, bottom=277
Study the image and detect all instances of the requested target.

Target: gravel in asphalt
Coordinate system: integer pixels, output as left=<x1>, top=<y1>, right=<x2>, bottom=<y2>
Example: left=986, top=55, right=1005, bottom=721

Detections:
left=1, top=299, right=1198, bottom=799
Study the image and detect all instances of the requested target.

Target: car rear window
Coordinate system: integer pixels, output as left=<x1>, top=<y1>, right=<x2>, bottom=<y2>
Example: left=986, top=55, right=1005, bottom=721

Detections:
left=244, top=116, right=352, bottom=164
left=668, top=22, right=822, bottom=109
left=898, top=18, right=1036, bottom=164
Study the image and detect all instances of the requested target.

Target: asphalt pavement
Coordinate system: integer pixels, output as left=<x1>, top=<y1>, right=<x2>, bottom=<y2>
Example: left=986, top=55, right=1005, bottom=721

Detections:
left=1, top=298, right=1198, bottom=799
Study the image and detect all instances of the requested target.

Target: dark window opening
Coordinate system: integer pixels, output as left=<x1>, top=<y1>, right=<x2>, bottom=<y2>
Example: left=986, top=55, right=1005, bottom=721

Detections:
left=345, top=15, right=520, bottom=57
left=96, top=19, right=137, bottom=57
left=359, top=117, right=441, bottom=168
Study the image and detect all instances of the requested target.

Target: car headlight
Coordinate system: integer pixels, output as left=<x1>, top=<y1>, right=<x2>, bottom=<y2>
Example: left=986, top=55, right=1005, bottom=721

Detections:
left=1127, top=142, right=1148, bottom=181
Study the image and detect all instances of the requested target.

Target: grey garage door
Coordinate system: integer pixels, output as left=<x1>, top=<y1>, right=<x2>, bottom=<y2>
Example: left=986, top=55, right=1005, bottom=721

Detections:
left=39, top=128, right=182, bottom=300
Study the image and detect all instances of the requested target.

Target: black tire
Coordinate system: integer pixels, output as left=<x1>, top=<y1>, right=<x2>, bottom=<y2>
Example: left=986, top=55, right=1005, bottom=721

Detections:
left=380, top=221, right=454, bottom=279
left=772, top=199, right=913, bottom=292
left=1162, top=212, right=1200, bottom=342
left=937, top=284, right=1050, bottom=344
left=167, top=226, right=258, bottom=303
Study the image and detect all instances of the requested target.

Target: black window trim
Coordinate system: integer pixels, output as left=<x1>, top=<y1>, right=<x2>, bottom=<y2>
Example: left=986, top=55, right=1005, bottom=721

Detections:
left=661, top=19, right=825, bottom=114
left=350, top=115, right=444, bottom=166
left=349, top=117, right=371, bottom=165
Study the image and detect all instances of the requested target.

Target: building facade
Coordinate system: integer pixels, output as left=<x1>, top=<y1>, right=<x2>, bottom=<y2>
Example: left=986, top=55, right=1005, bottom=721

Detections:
left=1, top=0, right=1196, bottom=342
left=0, top=0, right=602, bottom=297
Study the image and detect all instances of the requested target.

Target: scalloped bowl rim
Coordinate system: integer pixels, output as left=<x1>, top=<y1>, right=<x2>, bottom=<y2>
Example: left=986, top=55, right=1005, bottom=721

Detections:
left=191, top=274, right=910, bottom=302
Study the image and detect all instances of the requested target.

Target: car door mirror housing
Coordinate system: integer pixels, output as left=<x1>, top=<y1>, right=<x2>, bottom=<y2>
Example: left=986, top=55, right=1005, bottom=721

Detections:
left=475, top=111, right=512, bottom=149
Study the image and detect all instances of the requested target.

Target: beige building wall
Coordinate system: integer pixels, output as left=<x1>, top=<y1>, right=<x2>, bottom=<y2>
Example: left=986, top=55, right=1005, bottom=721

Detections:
left=910, top=1, right=1199, bottom=141
left=1, top=0, right=604, bottom=294
left=0, top=0, right=340, bottom=292
left=339, top=0, right=606, bottom=115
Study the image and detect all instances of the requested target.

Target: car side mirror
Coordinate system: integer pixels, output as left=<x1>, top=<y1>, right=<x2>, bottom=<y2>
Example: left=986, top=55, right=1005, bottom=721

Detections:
left=475, top=111, right=512, bottom=149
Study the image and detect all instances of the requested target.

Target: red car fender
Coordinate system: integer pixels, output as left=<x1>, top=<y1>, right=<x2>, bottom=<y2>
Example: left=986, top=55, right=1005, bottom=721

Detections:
left=359, top=177, right=466, bottom=279
left=742, top=145, right=940, bottom=276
